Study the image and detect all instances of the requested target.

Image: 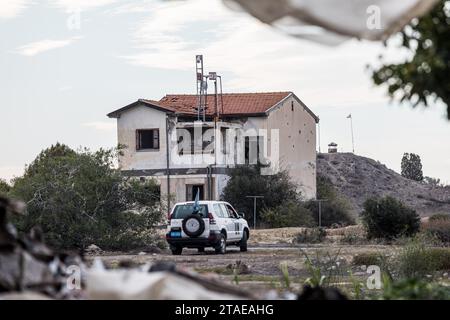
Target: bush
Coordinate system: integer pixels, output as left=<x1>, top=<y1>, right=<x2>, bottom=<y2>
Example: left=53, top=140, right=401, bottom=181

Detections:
left=382, top=278, right=450, bottom=300
left=395, top=237, right=450, bottom=279
left=360, top=196, right=420, bottom=240
left=260, top=201, right=315, bottom=228
left=396, top=239, right=436, bottom=279
left=10, top=144, right=163, bottom=251
left=294, top=228, right=327, bottom=244
left=305, top=175, right=355, bottom=227
left=422, top=218, right=450, bottom=243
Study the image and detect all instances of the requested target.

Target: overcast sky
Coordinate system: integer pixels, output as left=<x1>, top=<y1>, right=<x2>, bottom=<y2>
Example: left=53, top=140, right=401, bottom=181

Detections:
left=1, top=0, right=449, bottom=184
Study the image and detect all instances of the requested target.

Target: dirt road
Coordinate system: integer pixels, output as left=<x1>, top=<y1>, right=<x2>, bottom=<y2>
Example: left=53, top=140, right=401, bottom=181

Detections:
left=90, top=243, right=394, bottom=297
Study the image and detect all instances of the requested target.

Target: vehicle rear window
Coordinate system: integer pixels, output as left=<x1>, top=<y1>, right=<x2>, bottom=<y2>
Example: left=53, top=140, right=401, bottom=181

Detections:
left=172, top=204, right=208, bottom=219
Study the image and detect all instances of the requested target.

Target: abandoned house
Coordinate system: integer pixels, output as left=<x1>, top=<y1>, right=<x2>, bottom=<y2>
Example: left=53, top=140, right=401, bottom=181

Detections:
left=107, top=91, right=319, bottom=207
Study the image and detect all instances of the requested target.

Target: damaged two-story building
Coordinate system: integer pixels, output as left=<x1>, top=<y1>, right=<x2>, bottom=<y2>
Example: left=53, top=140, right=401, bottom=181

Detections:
left=107, top=91, right=319, bottom=207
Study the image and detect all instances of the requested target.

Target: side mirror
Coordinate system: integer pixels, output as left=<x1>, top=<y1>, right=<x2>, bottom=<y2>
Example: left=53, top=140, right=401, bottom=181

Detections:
left=238, top=212, right=245, bottom=219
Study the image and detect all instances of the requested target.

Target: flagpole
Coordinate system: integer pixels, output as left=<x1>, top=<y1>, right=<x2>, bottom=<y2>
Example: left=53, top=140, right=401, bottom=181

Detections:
left=349, top=115, right=355, bottom=153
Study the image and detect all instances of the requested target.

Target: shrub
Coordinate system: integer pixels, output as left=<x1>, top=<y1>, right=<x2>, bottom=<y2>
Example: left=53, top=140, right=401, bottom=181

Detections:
left=260, top=201, right=315, bottom=228
left=10, top=144, right=163, bottom=251
left=394, top=237, right=450, bottom=279
left=382, top=278, right=450, bottom=300
left=422, top=218, right=450, bottom=243
left=294, top=228, right=327, bottom=244
left=305, top=175, right=355, bottom=227
left=426, top=248, right=450, bottom=270
left=396, top=240, right=435, bottom=279
left=360, top=196, right=420, bottom=240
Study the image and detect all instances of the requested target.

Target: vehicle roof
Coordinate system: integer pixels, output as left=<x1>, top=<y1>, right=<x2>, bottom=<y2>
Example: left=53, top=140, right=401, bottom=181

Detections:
left=173, top=201, right=230, bottom=206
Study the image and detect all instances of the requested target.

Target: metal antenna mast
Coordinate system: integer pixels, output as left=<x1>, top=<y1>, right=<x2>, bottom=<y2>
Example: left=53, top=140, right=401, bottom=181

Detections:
left=196, top=55, right=207, bottom=122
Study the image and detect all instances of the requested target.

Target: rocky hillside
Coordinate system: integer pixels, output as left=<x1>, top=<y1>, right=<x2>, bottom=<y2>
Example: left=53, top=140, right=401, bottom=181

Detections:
left=317, top=153, right=450, bottom=217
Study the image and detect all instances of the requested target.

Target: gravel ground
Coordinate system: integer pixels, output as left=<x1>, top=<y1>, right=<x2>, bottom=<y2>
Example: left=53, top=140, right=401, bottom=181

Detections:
left=87, top=243, right=397, bottom=295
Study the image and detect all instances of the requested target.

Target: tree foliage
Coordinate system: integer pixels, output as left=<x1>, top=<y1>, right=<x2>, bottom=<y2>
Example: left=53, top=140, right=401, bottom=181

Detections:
left=221, top=165, right=299, bottom=227
left=401, top=153, right=424, bottom=181
left=222, top=167, right=355, bottom=228
left=0, top=179, right=10, bottom=196
left=372, top=0, right=450, bottom=119
left=361, top=196, right=420, bottom=240
left=10, top=144, right=163, bottom=250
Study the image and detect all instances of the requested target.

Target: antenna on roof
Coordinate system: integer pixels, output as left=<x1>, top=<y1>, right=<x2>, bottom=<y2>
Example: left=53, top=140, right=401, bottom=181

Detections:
left=196, top=55, right=207, bottom=122
left=195, top=55, right=224, bottom=122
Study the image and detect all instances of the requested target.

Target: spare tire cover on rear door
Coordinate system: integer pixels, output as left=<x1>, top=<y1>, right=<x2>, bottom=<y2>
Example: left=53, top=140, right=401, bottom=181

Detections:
left=182, top=214, right=205, bottom=238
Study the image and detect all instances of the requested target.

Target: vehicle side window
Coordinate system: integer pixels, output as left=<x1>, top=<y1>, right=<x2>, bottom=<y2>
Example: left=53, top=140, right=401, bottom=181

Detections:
left=213, top=204, right=224, bottom=218
left=226, top=204, right=238, bottom=219
left=219, top=204, right=230, bottom=218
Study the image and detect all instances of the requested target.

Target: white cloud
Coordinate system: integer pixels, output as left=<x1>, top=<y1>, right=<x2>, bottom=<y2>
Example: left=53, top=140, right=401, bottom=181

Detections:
left=82, top=121, right=116, bottom=132
left=0, top=0, right=31, bottom=19
left=48, top=0, right=117, bottom=12
left=16, top=36, right=83, bottom=56
left=121, top=0, right=400, bottom=107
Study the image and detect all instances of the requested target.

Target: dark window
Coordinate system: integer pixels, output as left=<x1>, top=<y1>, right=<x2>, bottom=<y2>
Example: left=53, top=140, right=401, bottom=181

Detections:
left=172, top=204, right=208, bottom=219
left=225, top=204, right=238, bottom=219
left=136, top=129, right=159, bottom=150
left=245, top=136, right=264, bottom=165
left=186, top=184, right=204, bottom=201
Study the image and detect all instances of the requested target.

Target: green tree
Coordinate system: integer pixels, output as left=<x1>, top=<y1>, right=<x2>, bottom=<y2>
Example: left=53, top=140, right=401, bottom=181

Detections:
left=10, top=145, right=163, bottom=250
left=0, top=179, right=11, bottom=196
left=221, top=165, right=299, bottom=227
left=401, top=153, right=424, bottom=181
left=361, top=196, right=420, bottom=240
left=371, top=0, right=450, bottom=119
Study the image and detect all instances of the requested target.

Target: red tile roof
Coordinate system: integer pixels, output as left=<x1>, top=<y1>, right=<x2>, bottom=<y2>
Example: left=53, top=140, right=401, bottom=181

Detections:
left=157, top=92, right=292, bottom=116
left=108, top=92, right=318, bottom=122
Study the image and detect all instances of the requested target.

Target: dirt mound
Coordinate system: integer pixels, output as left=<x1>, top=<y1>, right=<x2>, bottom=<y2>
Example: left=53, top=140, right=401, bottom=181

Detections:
left=317, top=153, right=450, bottom=217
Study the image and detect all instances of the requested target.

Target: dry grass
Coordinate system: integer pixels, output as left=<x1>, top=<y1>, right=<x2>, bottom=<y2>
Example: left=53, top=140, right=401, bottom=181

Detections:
left=249, top=225, right=365, bottom=245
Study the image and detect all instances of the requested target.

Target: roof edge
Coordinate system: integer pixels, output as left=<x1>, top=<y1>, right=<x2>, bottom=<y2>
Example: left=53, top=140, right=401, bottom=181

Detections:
left=107, top=99, right=175, bottom=119
left=265, top=92, right=320, bottom=123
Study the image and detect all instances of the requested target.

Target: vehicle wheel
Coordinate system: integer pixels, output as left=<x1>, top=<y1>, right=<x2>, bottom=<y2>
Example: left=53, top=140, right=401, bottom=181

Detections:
left=197, top=247, right=205, bottom=253
left=171, top=246, right=183, bottom=255
left=215, top=234, right=226, bottom=254
left=240, top=231, right=248, bottom=252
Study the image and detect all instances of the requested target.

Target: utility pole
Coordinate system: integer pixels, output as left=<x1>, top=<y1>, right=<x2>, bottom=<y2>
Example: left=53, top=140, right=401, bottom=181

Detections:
left=312, top=199, right=328, bottom=227
left=246, top=196, right=264, bottom=229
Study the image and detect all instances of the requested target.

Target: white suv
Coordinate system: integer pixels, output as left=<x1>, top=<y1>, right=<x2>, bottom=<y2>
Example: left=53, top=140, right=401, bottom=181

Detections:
left=166, top=201, right=250, bottom=255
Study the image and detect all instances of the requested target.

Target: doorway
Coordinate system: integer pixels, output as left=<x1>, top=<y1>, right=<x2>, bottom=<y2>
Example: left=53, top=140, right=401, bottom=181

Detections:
left=186, top=184, right=204, bottom=201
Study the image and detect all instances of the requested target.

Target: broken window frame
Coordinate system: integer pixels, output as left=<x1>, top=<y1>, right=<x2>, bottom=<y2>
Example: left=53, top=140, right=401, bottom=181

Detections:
left=136, top=129, right=160, bottom=151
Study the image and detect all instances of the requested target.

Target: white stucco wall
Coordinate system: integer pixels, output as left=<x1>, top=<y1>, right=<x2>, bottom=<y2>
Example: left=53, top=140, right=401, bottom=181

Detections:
left=117, top=105, right=168, bottom=170
left=266, top=96, right=317, bottom=199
